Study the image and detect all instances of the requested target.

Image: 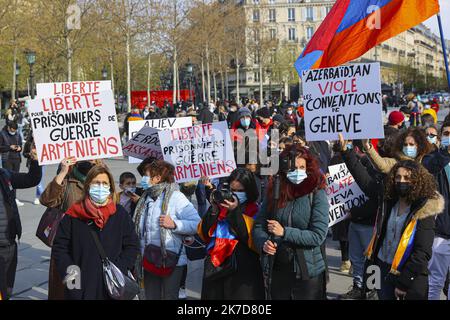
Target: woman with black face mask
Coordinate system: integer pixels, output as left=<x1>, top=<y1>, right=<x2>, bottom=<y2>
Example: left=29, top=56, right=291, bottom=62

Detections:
left=365, top=160, right=444, bottom=300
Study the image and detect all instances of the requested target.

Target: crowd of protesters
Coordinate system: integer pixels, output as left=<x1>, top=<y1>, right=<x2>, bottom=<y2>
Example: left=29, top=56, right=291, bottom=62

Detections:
left=0, top=92, right=449, bottom=301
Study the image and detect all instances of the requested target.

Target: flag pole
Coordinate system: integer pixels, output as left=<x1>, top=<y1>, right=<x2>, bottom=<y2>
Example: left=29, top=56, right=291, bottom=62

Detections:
left=437, top=13, right=450, bottom=91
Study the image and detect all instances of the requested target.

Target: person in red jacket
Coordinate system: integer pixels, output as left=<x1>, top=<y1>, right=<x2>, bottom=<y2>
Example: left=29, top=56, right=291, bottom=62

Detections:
left=256, top=107, right=273, bottom=135
left=430, top=98, right=440, bottom=114
left=230, top=107, right=267, bottom=149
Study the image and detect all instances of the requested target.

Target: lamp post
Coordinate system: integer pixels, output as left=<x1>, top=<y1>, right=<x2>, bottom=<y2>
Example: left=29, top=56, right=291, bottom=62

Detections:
left=15, top=63, right=20, bottom=100
left=186, top=61, right=193, bottom=103
left=102, top=66, right=108, bottom=80
left=25, top=50, right=36, bottom=99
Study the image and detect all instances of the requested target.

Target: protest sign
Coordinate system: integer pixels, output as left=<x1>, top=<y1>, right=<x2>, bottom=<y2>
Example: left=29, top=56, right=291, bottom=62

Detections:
left=36, top=81, right=112, bottom=98
left=128, top=117, right=192, bottom=163
left=159, top=121, right=236, bottom=183
left=302, top=63, right=384, bottom=141
left=29, top=89, right=122, bottom=165
left=326, top=163, right=368, bottom=227
left=123, top=126, right=162, bottom=160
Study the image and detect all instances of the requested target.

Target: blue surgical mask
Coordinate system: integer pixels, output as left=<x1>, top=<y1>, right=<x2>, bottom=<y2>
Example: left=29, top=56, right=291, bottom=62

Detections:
left=403, top=145, right=417, bottom=159
left=8, top=130, right=16, bottom=136
left=89, top=185, right=110, bottom=204
left=240, top=118, right=251, bottom=128
left=125, top=187, right=136, bottom=194
left=346, top=143, right=353, bottom=150
left=441, top=136, right=450, bottom=148
left=233, top=191, right=247, bottom=204
left=427, top=136, right=437, bottom=145
left=141, top=176, right=151, bottom=190
left=286, top=169, right=308, bottom=185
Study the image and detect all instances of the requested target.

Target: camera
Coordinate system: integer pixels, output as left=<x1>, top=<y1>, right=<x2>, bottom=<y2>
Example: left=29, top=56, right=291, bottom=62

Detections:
left=212, top=182, right=234, bottom=204
left=279, top=151, right=296, bottom=174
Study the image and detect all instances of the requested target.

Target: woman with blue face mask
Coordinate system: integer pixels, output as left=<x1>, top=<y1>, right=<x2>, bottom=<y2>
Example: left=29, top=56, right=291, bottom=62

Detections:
left=363, top=127, right=433, bottom=175
left=253, top=145, right=330, bottom=300
left=52, top=165, right=139, bottom=300
left=199, top=168, right=264, bottom=299
left=133, top=160, right=200, bottom=300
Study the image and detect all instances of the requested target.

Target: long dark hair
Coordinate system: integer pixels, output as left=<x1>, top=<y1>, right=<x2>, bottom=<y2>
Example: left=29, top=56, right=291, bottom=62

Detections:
left=385, top=160, right=438, bottom=203
left=393, top=127, right=432, bottom=160
left=228, top=167, right=259, bottom=203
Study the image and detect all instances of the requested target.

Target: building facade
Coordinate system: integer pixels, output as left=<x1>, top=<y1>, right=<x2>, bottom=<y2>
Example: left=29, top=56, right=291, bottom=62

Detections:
left=226, top=0, right=450, bottom=101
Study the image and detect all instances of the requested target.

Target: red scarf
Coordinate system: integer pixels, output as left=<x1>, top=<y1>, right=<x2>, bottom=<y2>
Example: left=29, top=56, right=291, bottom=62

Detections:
left=66, top=197, right=117, bottom=229
left=290, top=175, right=320, bottom=199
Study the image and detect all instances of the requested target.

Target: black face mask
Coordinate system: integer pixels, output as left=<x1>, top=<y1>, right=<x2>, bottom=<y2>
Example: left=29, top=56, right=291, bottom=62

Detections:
left=395, top=182, right=411, bottom=198
left=76, top=161, right=94, bottom=176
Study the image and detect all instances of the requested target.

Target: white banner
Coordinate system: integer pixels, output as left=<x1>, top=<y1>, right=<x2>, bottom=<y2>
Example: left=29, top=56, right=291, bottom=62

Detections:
left=122, top=126, right=163, bottom=160
left=29, top=90, right=122, bottom=165
left=302, top=63, right=384, bottom=141
left=326, top=163, right=368, bottom=227
left=36, top=81, right=112, bottom=98
left=128, top=117, right=192, bottom=163
left=159, top=121, right=236, bottom=183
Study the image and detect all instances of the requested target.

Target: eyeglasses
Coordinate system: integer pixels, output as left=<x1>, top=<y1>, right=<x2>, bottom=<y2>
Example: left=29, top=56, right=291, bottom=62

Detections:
left=91, top=182, right=110, bottom=188
left=442, top=131, right=450, bottom=137
left=428, top=134, right=438, bottom=138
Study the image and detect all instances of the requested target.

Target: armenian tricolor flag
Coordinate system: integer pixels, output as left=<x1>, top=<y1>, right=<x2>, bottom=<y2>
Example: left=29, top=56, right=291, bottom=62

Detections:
left=295, top=0, right=440, bottom=76
left=198, top=203, right=259, bottom=267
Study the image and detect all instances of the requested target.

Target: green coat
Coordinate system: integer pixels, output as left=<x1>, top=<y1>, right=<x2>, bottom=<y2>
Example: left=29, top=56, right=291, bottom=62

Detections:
left=253, top=189, right=329, bottom=279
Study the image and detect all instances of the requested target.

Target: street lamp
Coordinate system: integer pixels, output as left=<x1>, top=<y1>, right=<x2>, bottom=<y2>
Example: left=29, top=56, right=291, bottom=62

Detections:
left=186, top=61, right=193, bottom=102
left=102, top=66, right=108, bottom=80
left=25, top=50, right=36, bottom=99
left=15, top=63, right=20, bottom=99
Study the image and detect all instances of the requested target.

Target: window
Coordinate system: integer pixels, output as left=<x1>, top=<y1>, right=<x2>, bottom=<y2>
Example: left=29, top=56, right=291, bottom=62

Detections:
left=270, top=51, right=276, bottom=64
left=288, top=28, right=296, bottom=41
left=252, top=0, right=260, bottom=4
left=288, top=8, right=295, bottom=22
left=269, top=28, right=276, bottom=40
left=307, top=27, right=314, bottom=40
left=254, top=72, right=260, bottom=82
left=269, top=9, right=276, bottom=22
left=306, top=7, right=314, bottom=21
left=268, top=0, right=275, bottom=4
left=253, top=9, right=260, bottom=22
left=254, top=52, right=260, bottom=64
left=326, top=6, right=332, bottom=15
left=253, top=29, right=260, bottom=42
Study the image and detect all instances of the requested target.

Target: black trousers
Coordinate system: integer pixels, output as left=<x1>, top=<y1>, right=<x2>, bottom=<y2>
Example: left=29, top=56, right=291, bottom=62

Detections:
left=271, top=270, right=325, bottom=300
left=0, top=242, right=18, bottom=300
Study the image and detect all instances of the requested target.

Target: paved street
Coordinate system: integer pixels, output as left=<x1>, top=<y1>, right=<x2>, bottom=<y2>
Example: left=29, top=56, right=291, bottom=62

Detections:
left=5, top=105, right=449, bottom=300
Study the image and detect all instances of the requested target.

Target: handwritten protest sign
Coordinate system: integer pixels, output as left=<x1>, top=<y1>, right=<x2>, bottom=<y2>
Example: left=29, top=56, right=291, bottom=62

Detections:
left=36, top=81, right=112, bottom=98
left=159, top=121, right=236, bottom=183
left=128, top=117, right=192, bottom=163
left=29, top=89, right=122, bottom=165
left=302, top=62, right=384, bottom=141
left=326, top=163, right=368, bottom=227
left=123, top=126, right=162, bottom=160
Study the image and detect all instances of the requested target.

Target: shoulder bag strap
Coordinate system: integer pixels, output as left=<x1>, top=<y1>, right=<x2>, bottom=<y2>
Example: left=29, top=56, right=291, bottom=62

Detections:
left=88, top=222, right=108, bottom=262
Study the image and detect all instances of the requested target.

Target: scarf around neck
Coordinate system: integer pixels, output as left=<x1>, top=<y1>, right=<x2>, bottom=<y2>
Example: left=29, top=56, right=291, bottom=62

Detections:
left=66, top=197, right=116, bottom=229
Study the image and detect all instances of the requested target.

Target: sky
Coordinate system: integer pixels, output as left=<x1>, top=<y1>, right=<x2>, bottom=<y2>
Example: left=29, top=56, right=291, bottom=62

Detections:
left=423, top=0, right=450, bottom=39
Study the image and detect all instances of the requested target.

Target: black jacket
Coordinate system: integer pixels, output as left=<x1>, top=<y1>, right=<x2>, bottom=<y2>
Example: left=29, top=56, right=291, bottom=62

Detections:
left=422, top=149, right=450, bottom=239
left=52, top=205, right=139, bottom=300
left=368, top=194, right=444, bottom=294
left=0, top=160, right=42, bottom=243
left=0, top=128, right=22, bottom=162
left=341, top=149, right=384, bottom=226
left=309, top=141, right=332, bottom=173
left=199, top=203, right=264, bottom=299
left=226, top=111, right=240, bottom=129
left=198, top=107, right=214, bottom=124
